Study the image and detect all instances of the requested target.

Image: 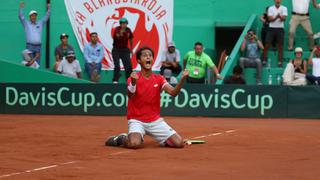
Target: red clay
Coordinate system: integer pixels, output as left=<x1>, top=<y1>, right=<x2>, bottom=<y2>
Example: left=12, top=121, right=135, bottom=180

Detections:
left=1, top=115, right=320, bottom=180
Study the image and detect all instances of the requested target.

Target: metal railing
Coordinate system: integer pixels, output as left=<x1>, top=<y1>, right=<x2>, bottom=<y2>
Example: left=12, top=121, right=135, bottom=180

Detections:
left=216, top=14, right=258, bottom=85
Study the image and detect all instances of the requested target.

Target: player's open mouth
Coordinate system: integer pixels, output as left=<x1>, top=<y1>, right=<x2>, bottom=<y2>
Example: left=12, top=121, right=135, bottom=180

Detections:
left=146, top=60, right=151, bottom=65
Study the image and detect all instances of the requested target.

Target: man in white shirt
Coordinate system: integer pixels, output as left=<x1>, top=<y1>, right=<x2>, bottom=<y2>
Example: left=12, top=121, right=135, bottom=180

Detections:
left=288, top=0, right=320, bottom=51
left=262, top=0, right=288, bottom=67
left=307, top=46, right=320, bottom=85
left=160, top=42, right=182, bottom=76
left=21, top=49, right=39, bottom=69
left=57, top=51, right=82, bottom=79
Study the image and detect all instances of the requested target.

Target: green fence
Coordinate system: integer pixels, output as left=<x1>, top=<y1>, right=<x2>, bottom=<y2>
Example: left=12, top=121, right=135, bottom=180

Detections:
left=2, top=83, right=320, bottom=119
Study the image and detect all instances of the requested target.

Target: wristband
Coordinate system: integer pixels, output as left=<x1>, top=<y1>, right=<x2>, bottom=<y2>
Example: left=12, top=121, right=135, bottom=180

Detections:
left=128, top=82, right=136, bottom=93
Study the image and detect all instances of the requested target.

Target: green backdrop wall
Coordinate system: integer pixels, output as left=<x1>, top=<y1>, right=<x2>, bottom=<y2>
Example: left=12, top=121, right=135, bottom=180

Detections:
left=1, top=0, right=320, bottom=82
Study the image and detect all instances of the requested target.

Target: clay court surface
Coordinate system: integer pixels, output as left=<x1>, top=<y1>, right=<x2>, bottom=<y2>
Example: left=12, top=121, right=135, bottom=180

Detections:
left=1, top=115, right=320, bottom=180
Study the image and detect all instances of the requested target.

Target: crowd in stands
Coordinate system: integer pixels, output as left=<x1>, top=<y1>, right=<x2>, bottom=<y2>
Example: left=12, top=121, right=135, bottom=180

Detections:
left=18, top=0, right=320, bottom=86
left=54, top=33, right=74, bottom=72
left=233, top=0, right=320, bottom=86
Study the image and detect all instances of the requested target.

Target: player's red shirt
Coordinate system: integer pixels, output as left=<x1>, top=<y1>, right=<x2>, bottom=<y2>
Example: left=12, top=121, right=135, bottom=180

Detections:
left=127, top=72, right=168, bottom=123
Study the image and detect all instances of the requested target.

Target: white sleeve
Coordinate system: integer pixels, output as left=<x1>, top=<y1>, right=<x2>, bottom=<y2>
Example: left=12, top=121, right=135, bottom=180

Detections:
left=176, top=50, right=181, bottom=62
left=161, top=51, right=167, bottom=62
left=127, top=82, right=136, bottom=93
left=75, top=60, right=82, bottom=72
left=268, top=6, right=274, bottom=17
left=57, top=61, right=63, bottom=72
left=282, top=7, right=288, bottom=16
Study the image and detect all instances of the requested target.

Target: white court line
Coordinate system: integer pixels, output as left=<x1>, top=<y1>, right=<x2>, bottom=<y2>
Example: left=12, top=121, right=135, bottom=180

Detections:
left=0, top=130, right=236, bottom=179
left=208, top=132, right=222, bottom=137
left=31, top=165, right=58, bottom=171
left=189, top=129, right=236, bottom=140
left=226, top=130, right=236, bottom=133
left=0, top=165, right=58, bottom=179
left=110, top=150, right=132, bottom=156
left=60, top=161, right=78, bottom=165
left=0, top=172, right=23, bottom=178
left=192, top=135, right=207, bottom=139
left=0, top=162, right=78, bottom=179
left=0, top=151, right=132, bottom=179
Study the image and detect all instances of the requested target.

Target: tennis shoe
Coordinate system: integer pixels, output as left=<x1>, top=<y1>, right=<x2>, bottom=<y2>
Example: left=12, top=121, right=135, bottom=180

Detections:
left=105, top=133, right=127, bottom=146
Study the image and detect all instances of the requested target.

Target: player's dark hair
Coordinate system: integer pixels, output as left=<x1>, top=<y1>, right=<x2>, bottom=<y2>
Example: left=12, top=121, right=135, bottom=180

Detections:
left=194, top=42, right=203, bottom=47
left=90, top=32, right=98, bottom=37
left=136, top=46, right=154, bottom=60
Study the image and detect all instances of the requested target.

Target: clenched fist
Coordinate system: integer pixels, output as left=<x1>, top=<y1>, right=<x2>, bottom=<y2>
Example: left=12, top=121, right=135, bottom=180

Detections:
left=130, top=72, right=139, bottom=85
left=181, top=70, right=189, bottom=80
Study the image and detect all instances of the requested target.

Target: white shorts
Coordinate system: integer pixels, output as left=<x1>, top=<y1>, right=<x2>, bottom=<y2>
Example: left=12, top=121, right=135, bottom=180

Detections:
left=128, top=118, right=177, bottom=145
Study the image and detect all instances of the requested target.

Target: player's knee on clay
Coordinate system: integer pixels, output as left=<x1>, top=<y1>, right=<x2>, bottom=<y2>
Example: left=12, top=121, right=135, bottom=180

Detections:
left=128, top=133, right=143, bottom=149
left=175, top=138, right=185, bottom=148
left=165, top=134, right=184, bottom=148
left=128, top=139, right=142, bottom=149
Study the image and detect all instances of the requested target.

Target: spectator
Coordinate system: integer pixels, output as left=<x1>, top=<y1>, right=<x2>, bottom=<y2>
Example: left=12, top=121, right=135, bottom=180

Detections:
left=288, top=0, right=320, bottom=51
left=54, top=33, right=74, bottom=72
left=282, top=47, right=307, bottom=86
left=160, top=42, right=182, bottom=76
left=239, top=29, right=264, bottom=85
left=112, top=18, right=133, bottom=84
left=57, top=51, right=81, bottom=79
left=262, top=0, right=288, bottom=67
left=223, top=65, right=246, bottom=84
left=19, top=2, right=50, bottom=65
left=183, top=42, right=222, bottom=84
left=260, top=6, right=270, bottom=47
left=260, top=6, right=277, bottom=49
left=21, top=49, right=39, bottom=69
left=306, top=46, right=320, bottom=85
left=84, top=32, right=104, bottom=82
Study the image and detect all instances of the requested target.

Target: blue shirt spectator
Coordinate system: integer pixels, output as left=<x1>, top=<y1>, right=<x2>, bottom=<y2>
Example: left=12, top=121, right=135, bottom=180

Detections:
left=18, top=2, right=50, bottom=64
left=83, top=43, right=104, bottom=64
left=84, top=32, right=104, bottom=82
left=246, top=41, right=260, bottom=59
left=239, top=29, right=264, bottom=85
left=18, top=2, right=50, bottom=45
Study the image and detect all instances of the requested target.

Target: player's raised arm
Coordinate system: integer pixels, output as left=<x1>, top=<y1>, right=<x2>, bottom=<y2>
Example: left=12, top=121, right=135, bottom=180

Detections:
left=163, top=70, right=189, bottom=97
left=127, top=72, right=139, bottom=98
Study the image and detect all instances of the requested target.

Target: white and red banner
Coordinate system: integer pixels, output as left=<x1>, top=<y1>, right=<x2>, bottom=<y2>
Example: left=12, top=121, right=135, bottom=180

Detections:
left=64, top=0, right=173, bottom=70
